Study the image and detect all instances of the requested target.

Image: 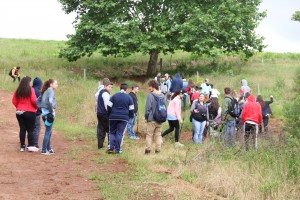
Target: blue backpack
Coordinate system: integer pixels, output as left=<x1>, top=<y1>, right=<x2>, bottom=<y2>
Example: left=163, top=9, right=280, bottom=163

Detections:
left=152, top=94, right=167, bottom=123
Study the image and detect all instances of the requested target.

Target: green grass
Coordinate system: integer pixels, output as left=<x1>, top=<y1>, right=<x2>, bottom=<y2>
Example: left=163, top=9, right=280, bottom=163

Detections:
left=1, top=38, right=300, bottom=199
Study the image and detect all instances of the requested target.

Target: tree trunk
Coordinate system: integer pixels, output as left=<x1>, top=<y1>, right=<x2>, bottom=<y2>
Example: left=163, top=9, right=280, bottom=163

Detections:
left=146, top=51, right=159, bottom=77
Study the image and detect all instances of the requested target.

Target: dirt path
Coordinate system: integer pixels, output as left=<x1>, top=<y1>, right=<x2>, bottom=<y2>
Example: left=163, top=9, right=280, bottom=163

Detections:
left=0, top=91, right=101, bottom=200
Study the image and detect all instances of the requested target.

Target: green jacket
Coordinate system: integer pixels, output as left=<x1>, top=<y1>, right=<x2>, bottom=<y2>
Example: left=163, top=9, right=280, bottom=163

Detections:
left=221, top=95, right=235, bottom=121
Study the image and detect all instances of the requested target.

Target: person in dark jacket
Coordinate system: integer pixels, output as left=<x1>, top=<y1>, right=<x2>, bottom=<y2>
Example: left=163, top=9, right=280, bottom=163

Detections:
left=170, top=73, right=183, bottom=93
left=256, top=95, right=273, bottom=135
left=128, top=85, right=140, bottom=140
left=96, top=78, right=113, bottom=149
left=32, top=77, right=43, bottom=148
left=107, top=83, right=134, bottom=154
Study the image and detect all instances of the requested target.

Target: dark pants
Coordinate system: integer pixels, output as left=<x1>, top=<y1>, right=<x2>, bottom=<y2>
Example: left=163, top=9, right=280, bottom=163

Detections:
left=97, top=115, right=109, bottom=149
left=244, top=122, right=258, bottom=150
left=162, top=120, right=180, bottom=142
left=10, top=74, right=20, bottom=82
left=16, top=112, right=36, bottom=147
left=259, top=115, right=269, bottom=135
left=33, top=114, right=41, bottom=147
left=109, top=120, right=128, bottom=153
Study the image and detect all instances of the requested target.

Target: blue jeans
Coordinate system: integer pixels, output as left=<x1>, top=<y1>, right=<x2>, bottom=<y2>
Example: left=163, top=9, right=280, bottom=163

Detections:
left=42, top=117, right=54, bottom=152
left=223, top=120, right=236, bottom=147
left=127, top=113, right=137, bottom=137
left=192, top=119, right=206, bottom=144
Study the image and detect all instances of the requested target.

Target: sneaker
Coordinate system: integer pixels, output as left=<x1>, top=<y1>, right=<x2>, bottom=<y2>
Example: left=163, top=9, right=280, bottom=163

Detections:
left=130, top=135, right=140, bottom=140
left=41, top=150, right=49, bottom=155
left=27, top=146, right=40, bottom=152
left=48, top=149, right=55, bottom=154
left=145, top=149, right=151, bottom=155
left=106, top=149, right=115, bottom=154
left=155, top=150, right=160, bottom=154
left=20, top=146, right=25, bottom=152
left=175, top=142, right=184, bottom=147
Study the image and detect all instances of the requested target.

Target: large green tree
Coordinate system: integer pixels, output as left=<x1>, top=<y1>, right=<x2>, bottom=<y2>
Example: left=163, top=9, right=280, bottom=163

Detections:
left=292, top=11, right=300, bottom=22
left=59, top=0, right=265, bottom=76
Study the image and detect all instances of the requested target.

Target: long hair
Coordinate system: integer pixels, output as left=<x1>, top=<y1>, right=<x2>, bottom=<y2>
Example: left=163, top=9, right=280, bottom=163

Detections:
left=41, top=79, right=55, bottom=95
left=171, top=90, right=184, bottom=100
left=210, top=97, right=219, bottom=110
left=256, top=95, right=265, bottom=108
left=16, top=76, right=32, bottom=98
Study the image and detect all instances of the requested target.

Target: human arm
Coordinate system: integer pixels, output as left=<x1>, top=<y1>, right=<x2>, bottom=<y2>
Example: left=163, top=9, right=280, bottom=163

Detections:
left=102, top=92, right=110, bottom=111
left=128, top=96, right=134, bottom=118
left=30, top=88, right=38, bottom=110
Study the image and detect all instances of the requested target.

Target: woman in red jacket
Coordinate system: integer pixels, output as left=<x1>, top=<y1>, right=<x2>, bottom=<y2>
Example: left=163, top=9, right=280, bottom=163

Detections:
left=12, top=76, right=39, bottom=152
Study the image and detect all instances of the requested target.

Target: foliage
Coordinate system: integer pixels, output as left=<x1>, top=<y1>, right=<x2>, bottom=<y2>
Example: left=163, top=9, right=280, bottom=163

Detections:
left=292, top=11, right=300, bottom=22
left=58, top=0, right=266, bottom=76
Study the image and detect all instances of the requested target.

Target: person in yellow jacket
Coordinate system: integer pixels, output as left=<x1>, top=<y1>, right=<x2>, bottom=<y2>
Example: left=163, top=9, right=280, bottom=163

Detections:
left=9, top=66, right=21, bottom=82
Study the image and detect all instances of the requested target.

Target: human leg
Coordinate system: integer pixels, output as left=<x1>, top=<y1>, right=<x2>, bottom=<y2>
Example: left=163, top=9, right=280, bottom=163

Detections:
left=16, top=113, right=26, bottom=147
left=192, top=119, right=201, bottom=144
left=23, top=112, right=36, bottom=147
left=161, top=120, right=175, bottom=137
left=263, top=115, right=269, bottom=135
left=115, top=121, right=128, bottom=153
left=33, top=114, right=41, bottom=147
left=145, top=122, right=155, bottom=152
left=42, top=123, right=53, bottom=153
left=153, top=122, right=162, bottom=152
left=108, top=120, right=118, bottom=151
left=97, top=115, right=109, bottom=149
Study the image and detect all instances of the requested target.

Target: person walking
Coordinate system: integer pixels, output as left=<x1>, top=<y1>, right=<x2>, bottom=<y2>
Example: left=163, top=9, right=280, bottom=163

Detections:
left=242, top=94, right=262, bottom=150
left=221, top=87, right=236, bottom=147
left=96, top=78, right=113, bottom=149
left=144, top=80, right=166, bottom=154
left=32, top=77, right=43, bottom=148
left=256, top=95, right=273, bottom=135
left=12, top=76, right=39, bottom=152
left=128, top=85, right=140, bottom=140
left=190, top=93, right=209, bottom=144
left=38, top=79, right=58, bottom=155
left=161, top=90, right=185, bottom=147
left=170, top=73, right=183, bottom=94
left=107, top=83, right=134, bottom=154
left=240, top=79, right=252, bottom=96
left=9, top=66, right=21, bottom=82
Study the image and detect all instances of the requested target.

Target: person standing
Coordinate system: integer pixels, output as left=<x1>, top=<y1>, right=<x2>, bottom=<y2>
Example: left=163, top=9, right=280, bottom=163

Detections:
left=154, top=72, right=161, bottom=85
left=145, top=80, right=166, bottom=154
left=38, top=79, right=58, bottom=155
left=32, top=77, right=43, bottom=148
left=221, top=87, right=236, bottom=147
left=240, top=79, right=252, bottom=96
left=210, top=84, right=220, bottom=99
left=190, top=93, right=209, bottom=144
left=12, top=76, right=39, bottom=152
left=185, top=79, right=195, bottom=106
left=182, top=78, right=188, bottom=110
left=128, top=85, right=140, bottom=140
left=256, top=95, right=273, bottom=135
left=170, top=73, right=183, bottom=94
left=9, top=66, right=21, bottom=82
left=107, top=83, right=134, bottom=154
left=200, top=78, right=211, bottom=102
left=96, top=78, right=113, bottom=149
left=242, top=94, right=262, bottom=150
left=161, top=90, right=185, bottom=147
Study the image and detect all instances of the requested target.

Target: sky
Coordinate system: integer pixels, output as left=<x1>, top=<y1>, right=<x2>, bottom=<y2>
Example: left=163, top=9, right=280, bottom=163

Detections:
left=0, top=0, right=300, bottom=52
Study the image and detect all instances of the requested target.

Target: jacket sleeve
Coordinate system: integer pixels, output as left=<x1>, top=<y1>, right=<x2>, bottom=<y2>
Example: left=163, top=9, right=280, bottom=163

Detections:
left=221, top=98, right=229, bottom=121
left=145, top=94, right=152, bottom=120
left=258, top=104, right=263, bottom=124
left=107, top=96, right=113, bottom=115
left=174, top=99, right=182, bottom=121
left=190, top=101, right=197, bottom=112
left=128, top=96, right=134, bottom=118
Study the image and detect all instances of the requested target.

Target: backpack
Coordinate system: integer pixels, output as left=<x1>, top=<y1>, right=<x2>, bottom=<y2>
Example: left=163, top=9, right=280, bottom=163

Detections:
left=225, top=96, right=240, bottom=118
left=152, top=94, right=167, bottom=123
left=191, top=102, right=208, bottom=122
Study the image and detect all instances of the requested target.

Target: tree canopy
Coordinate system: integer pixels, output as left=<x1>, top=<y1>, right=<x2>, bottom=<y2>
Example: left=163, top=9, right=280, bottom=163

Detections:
left=59, top=0, right=265, bottom=76
left=292, top=11, right=300, bottom=22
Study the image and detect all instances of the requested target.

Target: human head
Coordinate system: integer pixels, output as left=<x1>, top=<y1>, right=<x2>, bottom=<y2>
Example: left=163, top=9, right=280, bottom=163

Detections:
left=231, top=90, right=238, bottom=99
left=210, top=84, right=214, bottom=89
left=171, top=89, right=185, bottom=100
left=41, top=79, right=58, bottom=94
left=256, top=95, right=264, bottom=102
left=16, top=76, right=32, bottom=98
left=148, top=79, right=159, bottom=92
left=165, top=73, right=169, bottom=79
left=103, top=78, right=113, bottom=91
left=120, top=83, right=128, bottom=91
left=132, top=85, right=139, bottom=93
left=224, top=87, right=231, bottom=95
left=244, top=92, right=251, bottom=99
left=198, top=93, right=205, bottom=102
left=205, top=78, right=209, bottom=83
left=188, top=79, right=194, bottom=86
left=157, top=72, right=161, bottom=77
left=16, top=66, right=21, bottom=70
left=210, top=97, right=219, bottom=110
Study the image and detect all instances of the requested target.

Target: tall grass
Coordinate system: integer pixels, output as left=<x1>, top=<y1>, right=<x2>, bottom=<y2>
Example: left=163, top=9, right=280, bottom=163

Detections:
left=1, top=38, right=300, bottom=199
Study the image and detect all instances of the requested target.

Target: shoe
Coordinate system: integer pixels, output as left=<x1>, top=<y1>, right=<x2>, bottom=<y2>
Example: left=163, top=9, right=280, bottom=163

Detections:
left=145, top=149, right=151, bottom=155
left=20, top=145, right=25, bottom=152
left=41, top=150, right=49, bottom=155
left=48, top=149, right=55, bottom=154
left=106, top=149, right=115, bottom=154
left=27, top=146, right=40, bottom=152
left=155, top=150, right=160, bottom=154
left=130, top=135, right=140, bottom=140
left=175, top=142, right=184, bottom=147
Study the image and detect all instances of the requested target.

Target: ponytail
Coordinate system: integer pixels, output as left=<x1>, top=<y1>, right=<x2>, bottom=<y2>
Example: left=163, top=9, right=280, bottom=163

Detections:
left=41, top=79, right=54, bottom=95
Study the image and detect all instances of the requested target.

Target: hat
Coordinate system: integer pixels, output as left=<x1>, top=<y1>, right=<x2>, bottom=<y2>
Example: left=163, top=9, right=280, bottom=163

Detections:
left=102, top=78, right=112, bottom=86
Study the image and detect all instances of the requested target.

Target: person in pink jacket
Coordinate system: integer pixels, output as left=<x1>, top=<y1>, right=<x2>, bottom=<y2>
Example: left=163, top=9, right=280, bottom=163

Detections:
left=161, top=90, right=185, bottom=147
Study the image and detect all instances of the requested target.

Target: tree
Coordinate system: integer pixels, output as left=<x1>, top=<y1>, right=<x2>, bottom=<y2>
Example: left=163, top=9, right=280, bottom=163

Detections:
left=59, top=0, right=265, bottom=76
left=292, top=11, right=300, bottom=22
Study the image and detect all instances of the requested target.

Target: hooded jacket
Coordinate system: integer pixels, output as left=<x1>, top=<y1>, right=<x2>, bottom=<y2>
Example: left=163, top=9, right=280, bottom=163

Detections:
left=242, top=94, right=262, bottom=125
left=145, top=91, right=165, bottom=122
left=170, top=73, right=183, bottom=93
left=33, top=77, right=42, bottom=98
left=240, top=79, right=252, bottom=95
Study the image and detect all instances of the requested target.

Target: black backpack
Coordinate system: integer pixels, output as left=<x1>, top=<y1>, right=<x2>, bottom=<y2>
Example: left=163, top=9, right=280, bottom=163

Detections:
left=225, top=96, right=240, bottom=118
left=152, top=94, right=167, bottom=123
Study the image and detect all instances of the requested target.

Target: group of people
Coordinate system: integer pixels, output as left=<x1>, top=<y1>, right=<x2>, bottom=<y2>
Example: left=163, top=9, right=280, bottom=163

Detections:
left=12, top=75, right=58, bottom=155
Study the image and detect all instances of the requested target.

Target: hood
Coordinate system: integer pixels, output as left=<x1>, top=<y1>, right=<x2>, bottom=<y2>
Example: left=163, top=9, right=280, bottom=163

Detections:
left=98, top=85, right=104, bottom=91
left=175, top=73, right=181, bottom=79
left=241, top=79, right=248, bottom=86
left=33, top=77, right=42, bottom=89
left=247, top=94, right=256, bottom=102
left=152, top=91, right=164, bottom=98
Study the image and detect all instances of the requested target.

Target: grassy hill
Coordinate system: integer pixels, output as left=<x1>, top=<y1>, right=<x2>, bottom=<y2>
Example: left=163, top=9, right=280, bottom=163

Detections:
left=0, top=38, right=299, bottom=199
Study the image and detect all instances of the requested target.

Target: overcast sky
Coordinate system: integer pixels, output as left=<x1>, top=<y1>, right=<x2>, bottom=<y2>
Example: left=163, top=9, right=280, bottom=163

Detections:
left=0, top=0, right=300, bottom=52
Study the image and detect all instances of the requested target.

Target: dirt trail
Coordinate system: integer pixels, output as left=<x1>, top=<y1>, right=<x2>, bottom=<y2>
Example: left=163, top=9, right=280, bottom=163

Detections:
left=0, top=91, right=101, bottom=200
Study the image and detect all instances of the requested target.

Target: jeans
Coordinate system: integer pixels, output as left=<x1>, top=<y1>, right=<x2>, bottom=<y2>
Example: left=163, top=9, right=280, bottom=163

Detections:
left=42, top=116, right=54, bottom=152
left=127, top=113, right=137, bottom=137
left=33, top=115, right=41, bottom=147
left=192, top=119, right=206, bottom=144
left=97, top=115, right=109, bottom=149
left=16, top=112, right=35, bottom=147
left=162, top=120, right=180, bottom=142
left=223, top=120, right=236, bottom=147
left=109, top=120, right=128, bottom=153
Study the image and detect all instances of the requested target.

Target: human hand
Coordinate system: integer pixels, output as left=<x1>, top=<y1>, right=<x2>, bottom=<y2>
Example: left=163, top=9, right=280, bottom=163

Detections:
left=179, top=119, right=183, bottom=124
